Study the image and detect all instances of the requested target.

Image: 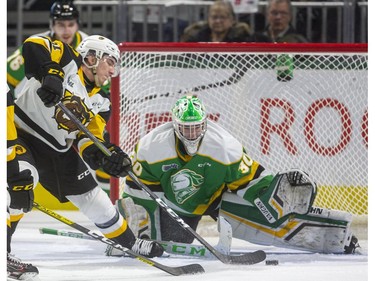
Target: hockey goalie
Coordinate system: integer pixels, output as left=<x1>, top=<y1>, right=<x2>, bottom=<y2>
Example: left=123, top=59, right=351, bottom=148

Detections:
left=116, top=95, right=359, bottom=255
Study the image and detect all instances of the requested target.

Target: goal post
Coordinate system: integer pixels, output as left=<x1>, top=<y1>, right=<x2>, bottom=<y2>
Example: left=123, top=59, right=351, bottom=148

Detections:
left=108, top=42, right=368, bottom=223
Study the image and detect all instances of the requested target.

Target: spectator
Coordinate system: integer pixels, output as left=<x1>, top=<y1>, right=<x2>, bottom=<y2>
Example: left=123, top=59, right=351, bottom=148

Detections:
left=262, top=0, right=308, bottom=43
left=181, top=0, right=270, bottom=42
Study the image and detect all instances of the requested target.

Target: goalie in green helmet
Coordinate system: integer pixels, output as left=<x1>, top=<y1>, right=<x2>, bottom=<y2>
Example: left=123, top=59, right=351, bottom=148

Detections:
left=116, top=95, right=359, bottom=256
left=172, top=95, right=207, bottom=156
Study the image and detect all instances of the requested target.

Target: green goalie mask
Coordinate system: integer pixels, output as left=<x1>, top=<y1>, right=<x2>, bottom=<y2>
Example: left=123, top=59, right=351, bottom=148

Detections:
left=172, top=95, right=207, bottom=156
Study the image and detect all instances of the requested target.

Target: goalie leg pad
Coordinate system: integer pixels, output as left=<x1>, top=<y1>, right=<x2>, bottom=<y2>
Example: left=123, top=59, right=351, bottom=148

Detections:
left=116, top=197, right=152, bottom=240
left=216, top=216, right=233, bottom=255
left=220, top=192, right=355, bottom=254
left=107, top=197, right=158, bottom=257
left=254, top=169, right=317, bottom=222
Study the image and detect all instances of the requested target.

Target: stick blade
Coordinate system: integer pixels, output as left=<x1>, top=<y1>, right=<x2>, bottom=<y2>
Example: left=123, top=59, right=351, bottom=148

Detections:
left=225, top=250, right=266, bottom=265
left=163, top=263, right=205, bottom=276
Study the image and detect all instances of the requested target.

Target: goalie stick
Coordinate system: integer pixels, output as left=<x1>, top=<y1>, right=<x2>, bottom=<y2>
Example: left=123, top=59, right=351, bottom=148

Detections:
left=56, top=102, right=266, bottom=265
left=33, top=202, right=204, bottom=276
left=39, top=227, right=226, bottom=258
left=39, top=217, right=235, bottom=259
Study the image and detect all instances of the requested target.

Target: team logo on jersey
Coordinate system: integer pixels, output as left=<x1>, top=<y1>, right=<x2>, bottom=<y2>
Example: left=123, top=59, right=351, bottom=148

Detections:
left=53, top=90, right=94, bottom=133
left=14, top=144, right=27, bottom=155
left=170, top=169, right=204, bottom=204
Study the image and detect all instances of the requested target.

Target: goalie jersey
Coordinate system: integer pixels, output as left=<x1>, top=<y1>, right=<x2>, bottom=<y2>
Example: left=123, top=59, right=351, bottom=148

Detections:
left=126, top=120, right=270, bottom=216
left=13, top=36, right=110, bottom=152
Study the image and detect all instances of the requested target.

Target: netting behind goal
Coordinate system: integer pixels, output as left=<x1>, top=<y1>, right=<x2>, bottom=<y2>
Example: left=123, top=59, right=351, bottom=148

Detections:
left=108, top=43, right=368, bottom=221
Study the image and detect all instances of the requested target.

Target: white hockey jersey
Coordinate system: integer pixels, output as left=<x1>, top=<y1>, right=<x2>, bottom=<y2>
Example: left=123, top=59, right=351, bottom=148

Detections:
left=14, top=36, right=110, bottom=152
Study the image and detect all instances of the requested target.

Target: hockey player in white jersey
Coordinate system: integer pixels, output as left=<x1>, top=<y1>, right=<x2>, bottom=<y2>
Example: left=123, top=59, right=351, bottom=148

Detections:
left=7, top=1, right=111, bottom=195
left=11, top=35, right=164, bottom=262
left=119, top=95, right=359, bottom=254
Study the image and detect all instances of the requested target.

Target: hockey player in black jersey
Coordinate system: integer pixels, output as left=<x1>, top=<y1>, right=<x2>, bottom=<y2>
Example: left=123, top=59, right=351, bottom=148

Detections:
left=7, top=85, right=39, bottom=280
left=10, top=35, right=164, bottom=263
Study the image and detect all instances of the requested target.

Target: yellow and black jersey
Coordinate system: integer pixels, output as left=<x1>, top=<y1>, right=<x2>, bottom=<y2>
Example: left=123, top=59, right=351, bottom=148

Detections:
left=7, top=86, right=17, bottom=164
left=13, top=36, right=111, bottom=153
left=7, top=30, right=88, bottom=91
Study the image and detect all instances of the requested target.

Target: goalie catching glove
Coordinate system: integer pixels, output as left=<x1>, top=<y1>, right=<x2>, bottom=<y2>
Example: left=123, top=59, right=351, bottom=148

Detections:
left=82, top=142, right=131, bottom=177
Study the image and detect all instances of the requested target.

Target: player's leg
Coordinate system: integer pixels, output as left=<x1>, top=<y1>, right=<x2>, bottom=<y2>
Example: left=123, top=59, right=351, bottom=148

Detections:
left=7, top=140, right=39, bottom=279
left=57, top=148, right=163, bottom=257
left=7, top=140, right=39, bottom=249
left=94, top=130, right=111, bottom=195
left=94, top=168, right=111, bottom=195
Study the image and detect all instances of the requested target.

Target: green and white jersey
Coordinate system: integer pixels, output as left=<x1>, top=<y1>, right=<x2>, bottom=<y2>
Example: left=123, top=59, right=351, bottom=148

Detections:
left=126, top=120, right=266, bottom=216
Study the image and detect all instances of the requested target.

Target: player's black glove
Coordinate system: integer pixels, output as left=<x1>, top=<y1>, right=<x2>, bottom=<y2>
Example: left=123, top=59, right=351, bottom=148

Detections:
left=37, top=63, right=64, bottom=107
left=7, top=169, right=34, bottom=213
left=82, top=142, right=132, bottom=177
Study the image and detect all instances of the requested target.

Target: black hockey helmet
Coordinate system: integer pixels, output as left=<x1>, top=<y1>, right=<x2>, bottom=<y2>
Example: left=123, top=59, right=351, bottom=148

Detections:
left=50, top=1, right=79, bottom=22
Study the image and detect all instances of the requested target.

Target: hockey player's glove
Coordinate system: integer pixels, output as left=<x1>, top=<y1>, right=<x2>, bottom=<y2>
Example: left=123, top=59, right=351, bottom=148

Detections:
left=37, top=63, right=64, bottom=107
left=7, top=169, right=34, bottom=213
left=82, top=142, right=132, bottom=177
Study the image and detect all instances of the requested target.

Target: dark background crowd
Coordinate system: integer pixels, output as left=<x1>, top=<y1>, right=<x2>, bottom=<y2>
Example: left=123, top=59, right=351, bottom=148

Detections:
left=7, top=0, right=368, bottom=56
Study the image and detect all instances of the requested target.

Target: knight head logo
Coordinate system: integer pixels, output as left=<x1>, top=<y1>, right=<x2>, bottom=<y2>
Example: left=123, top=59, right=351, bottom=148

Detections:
left=170, top=169, right=204, bottom=204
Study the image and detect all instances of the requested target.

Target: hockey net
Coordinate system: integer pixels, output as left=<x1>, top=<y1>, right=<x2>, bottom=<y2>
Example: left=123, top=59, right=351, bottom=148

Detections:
left=108, top=43, right=368, bottom=224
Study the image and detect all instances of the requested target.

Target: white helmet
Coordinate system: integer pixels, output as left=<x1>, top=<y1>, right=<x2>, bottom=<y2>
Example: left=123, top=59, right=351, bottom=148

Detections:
left=76, top=35, right=120, bottom=77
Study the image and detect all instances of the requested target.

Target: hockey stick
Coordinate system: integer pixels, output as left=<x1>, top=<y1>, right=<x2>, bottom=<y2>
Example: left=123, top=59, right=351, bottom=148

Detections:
left=39, top=217, right=234, bottom=259
left=57, top=102, right=266, bottom=265
left=40, top=227, right=93, bottom=240
left=33, top=202, right=204, bottom=276
left=39, top=227, right=216, bottom=258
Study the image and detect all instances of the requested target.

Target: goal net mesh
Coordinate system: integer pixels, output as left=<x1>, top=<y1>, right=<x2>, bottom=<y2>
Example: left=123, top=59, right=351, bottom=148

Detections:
left=109, top=43, right=368, bottom=220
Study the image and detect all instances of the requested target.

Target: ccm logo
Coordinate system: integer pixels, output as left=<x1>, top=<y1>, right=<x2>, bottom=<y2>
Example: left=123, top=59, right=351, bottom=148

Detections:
left=78, top=170, right=91, bottom=180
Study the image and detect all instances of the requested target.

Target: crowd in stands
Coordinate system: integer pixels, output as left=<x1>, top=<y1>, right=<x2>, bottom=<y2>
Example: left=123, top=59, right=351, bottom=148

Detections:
left=7, top=0, right=367, bottom=47
left=180, top=0, right=307, bottom=43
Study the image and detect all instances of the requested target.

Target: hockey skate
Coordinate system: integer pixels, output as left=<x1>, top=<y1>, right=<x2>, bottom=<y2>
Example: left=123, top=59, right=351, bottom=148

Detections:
left=344, top=235, right=360, bottom=254
left=106, top=238, right=164, bottom=258
left=131, top=238, right=164, bottom=257
left=7, top=253, right=39, bottom=280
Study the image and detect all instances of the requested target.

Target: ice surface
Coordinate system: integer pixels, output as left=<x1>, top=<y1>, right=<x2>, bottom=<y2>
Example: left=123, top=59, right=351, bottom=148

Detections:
left=7, top=210, right=368, bottom=281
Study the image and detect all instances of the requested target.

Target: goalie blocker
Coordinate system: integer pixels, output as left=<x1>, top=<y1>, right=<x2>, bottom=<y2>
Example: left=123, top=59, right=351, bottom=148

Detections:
left=118, top=169, right=359, bottom=254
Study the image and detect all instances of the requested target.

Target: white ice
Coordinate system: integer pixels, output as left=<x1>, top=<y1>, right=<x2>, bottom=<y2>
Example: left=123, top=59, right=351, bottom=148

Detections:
left=7, top=210, right=368, bottom=281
